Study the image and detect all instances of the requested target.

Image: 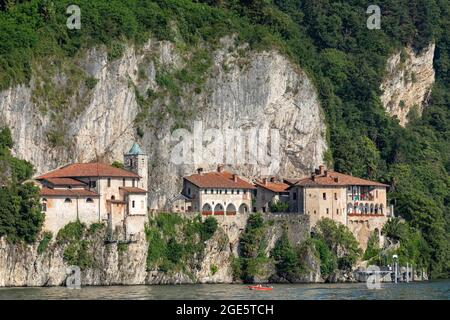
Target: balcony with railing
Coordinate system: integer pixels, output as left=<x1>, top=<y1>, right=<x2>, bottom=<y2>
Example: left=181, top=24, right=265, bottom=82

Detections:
left=346, top=202, right=393, bottom=217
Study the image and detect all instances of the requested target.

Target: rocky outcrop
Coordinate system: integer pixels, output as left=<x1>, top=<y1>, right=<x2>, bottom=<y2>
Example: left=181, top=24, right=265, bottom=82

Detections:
left=380, top=43, right=435, bottom=126
left=0, top=213, right=316, bottom=287
left=0, top=36, right=327, bottom=209
left=0, top=234, right=149, bottom=287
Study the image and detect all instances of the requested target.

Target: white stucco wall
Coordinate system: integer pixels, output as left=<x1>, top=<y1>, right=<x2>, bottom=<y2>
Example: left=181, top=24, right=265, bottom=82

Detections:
left=42, top=196, right=100, bottom=234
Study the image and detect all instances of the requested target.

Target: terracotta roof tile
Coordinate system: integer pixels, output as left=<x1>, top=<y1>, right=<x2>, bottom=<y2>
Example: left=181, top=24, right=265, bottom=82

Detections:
left=185, top=171, right=255, bottom=189
left=120, top=187, right=147, bottom=194
left=254, top=180, right=289, bottom=192
left=37, top=163, right=139, bottom=179
left=39, top=188, right=98, bottom=197
left=283, top=178, right=301, bottom=185
left=44, top=177, right=86, bottom=186
left=293, top=170, right=389, bottom=187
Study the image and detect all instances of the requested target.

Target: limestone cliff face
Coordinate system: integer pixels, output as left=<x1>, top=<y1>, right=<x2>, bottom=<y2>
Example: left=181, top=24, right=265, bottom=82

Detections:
left=0, top=37, right=327, bottom=209
left=380, top=43, right=435, bottom=126
left=0, top=213, right=317, bottom=287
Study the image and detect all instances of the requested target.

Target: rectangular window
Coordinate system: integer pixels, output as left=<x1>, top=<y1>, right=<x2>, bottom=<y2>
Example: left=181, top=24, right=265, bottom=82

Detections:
left=293, top=192, right=297, bottom=200
left=337, top=209, right=339, bottom=215
left=225, top=190, right=228, bottom=194
left=132, top=200, right=135, bottom=208
left=132, top=179, right=136, bottom=187
left=231, top=190, right=234, bottom=194
left=376, top=190, right=378, bottom=198
left=323, top=193, right=327, bottom=200
left=326, top=208, right=329, bottom=214
left=107, top=178, right=111, bottom=187
left=334, top=193, right=337, bottom=200
left=237, top=190, right=240, bottom=195
left=41, top=203, right=47, bottom=212
left=122, top=178, right=125, bottom=187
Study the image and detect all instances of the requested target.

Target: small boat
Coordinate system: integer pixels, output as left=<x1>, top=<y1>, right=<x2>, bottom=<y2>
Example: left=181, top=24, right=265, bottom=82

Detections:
left=248, top=285, right=273, bottom=291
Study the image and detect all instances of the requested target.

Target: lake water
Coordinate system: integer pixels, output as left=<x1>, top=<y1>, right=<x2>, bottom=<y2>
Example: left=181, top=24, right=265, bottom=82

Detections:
left=0, top=280, right=448, bottom=300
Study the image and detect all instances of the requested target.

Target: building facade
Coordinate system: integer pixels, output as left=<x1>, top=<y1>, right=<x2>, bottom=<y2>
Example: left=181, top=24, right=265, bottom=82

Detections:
left=288, top=165, right=393, bottom=249
left=181, top=165, right=255, bottom=216
left=36, top=143, right=148, bottom=239
left=253, top=178, right=290, bottom=213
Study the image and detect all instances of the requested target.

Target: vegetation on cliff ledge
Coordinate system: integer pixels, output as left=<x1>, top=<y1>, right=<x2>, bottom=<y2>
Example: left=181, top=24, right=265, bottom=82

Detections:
left=145, top=213, right=218, bottom=273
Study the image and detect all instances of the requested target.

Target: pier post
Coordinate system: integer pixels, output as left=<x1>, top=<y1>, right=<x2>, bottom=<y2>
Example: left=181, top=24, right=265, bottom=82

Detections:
left=406, top=263, right=409, bottom=283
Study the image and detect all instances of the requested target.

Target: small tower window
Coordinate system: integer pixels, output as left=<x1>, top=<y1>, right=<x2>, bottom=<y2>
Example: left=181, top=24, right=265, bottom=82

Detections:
left=86, top=198, right=94, bottom=203
left=64, top=198, right=72, bottom=203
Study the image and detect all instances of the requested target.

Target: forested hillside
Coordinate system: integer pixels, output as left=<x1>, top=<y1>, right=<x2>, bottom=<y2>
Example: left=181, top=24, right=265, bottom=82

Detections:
left=0, top=0, right=448, bottom=277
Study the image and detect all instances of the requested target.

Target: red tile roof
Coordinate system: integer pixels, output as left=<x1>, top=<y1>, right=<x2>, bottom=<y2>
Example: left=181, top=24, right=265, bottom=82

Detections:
left=185, top=171, right=256, bottom=189
left=37, top=163, right=139, bottom=179
left=283, top=178, right=301, bottom=185
left=254, top=180, right=289, bottom=193
left=44, top=177, right=86, bottom=186
left=120, top=187, right=147, bottom=194
left=39, top=188, right=99, bottom=197
left=293, top=170, right=389, bottom=187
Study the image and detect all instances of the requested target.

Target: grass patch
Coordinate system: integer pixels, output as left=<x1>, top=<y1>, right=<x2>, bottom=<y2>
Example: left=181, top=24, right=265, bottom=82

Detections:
left=37, top=231, right=52, bottom=254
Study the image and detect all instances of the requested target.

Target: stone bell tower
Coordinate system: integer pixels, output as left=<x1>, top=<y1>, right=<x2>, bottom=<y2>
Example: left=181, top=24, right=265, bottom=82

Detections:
left=124, top=143, right=148, bottom=191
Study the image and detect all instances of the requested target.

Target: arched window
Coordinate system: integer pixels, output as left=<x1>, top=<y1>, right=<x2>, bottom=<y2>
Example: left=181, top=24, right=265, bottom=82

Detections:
left=111, top=195, right=115, bottom=200
left=238, top=203, right=249, bottom=214
left=226, top=203, right=237, bottom=215
left=202, top=203, right=212, bottom=215
left=214, top=203, right=224, bottom=214
left=347, top=203, right=353, bottom=214
left=64, top=198, right=72, bottom=203
left=86, top=198, right=94, bottom=203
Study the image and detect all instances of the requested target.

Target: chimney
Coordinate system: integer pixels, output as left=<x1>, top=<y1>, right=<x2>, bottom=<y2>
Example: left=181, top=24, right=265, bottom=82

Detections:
left=232, top=174, right=238, bottom=182
left=263, top=178, right=268, bottom=185
left=324, top=170, right=328, bottom=177
left=319, top=165, right=325, bottom=175
left=197, top=168, right=204, bottom=175
left=217, top=164, right=224, bottom=173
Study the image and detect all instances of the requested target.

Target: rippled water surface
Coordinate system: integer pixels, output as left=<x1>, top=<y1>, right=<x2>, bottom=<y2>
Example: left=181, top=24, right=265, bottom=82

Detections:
left=0, top=280, right=448, bottom=300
